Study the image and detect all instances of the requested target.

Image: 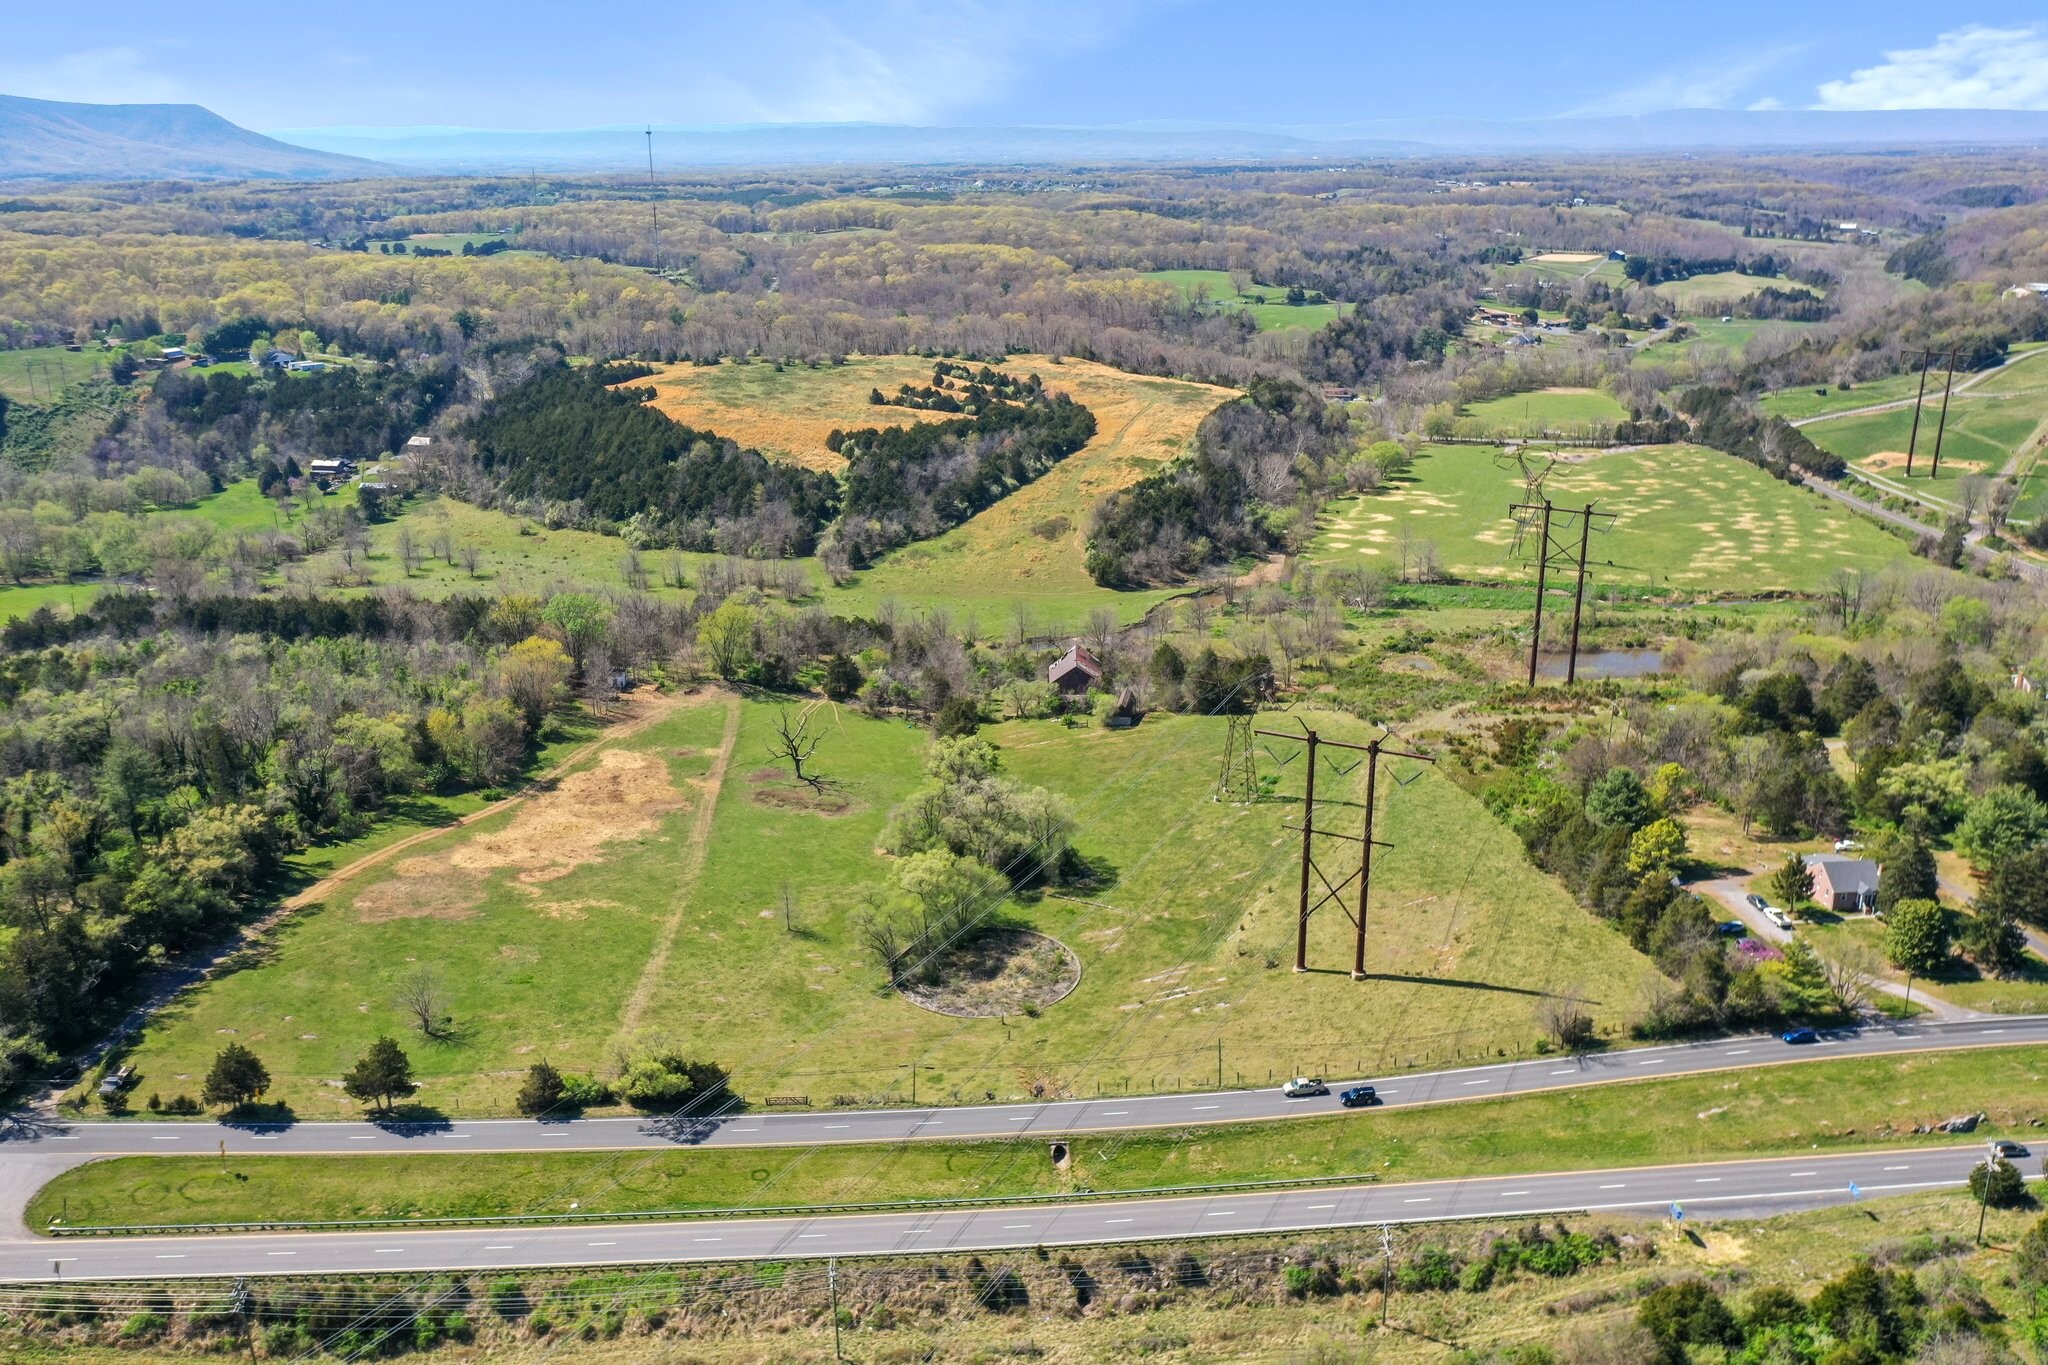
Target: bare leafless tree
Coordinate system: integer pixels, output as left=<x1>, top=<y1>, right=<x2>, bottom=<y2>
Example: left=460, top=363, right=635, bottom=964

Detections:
left=459, top=544, right=481, bottom=578
left=396, top=966, right=451, bottom=1038
left=428, top=526, right=455, bottom=565
left=1823, top=941, right=1883, bottom=1015
left=1537, top=990, right=1597, bottom=1051
left=768, top=706, right=825, bottom=790
left=395, top=525, right=424, bottom=576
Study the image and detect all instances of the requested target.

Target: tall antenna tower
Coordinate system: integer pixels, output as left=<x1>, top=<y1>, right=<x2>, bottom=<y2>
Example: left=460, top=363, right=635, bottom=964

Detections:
left=645, top=125, right=660, bottom=272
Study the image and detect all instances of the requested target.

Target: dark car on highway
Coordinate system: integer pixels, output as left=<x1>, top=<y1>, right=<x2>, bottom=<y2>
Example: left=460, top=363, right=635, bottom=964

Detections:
left=1340, top=1085, right=1378, bottom=1107
left=1781, top=1027, right=1819, bottom=1045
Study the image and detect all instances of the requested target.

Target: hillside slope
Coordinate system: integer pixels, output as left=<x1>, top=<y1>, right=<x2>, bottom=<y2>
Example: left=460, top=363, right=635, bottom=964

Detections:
left=0, top=94, right=386, bottom=180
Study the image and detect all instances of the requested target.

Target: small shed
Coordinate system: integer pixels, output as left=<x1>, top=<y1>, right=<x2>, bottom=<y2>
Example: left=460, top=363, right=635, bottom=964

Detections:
left=1105, top=686, right=1143, bottom=728
left=1048, top=643, right=1104, bottom=697
left=1803, top=854, right=1880, bottom=914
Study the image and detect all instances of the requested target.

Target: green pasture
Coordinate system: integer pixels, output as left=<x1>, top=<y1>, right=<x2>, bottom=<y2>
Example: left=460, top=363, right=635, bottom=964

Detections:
left=0, top=581, right=100, bottom=622
left=1653, top=271, right=1817, bottom=312
left=396, top=232, right=516, bottom=254
left=1461, top=388, right=1628, bottom=434
left=106, top=699, right=1663, bottom=1117
left=0, top=345, right=112, bottom=402
left=112, top=698, right=739, bottom=1117
left=1803, top=391, right=2048, bottom=482
left=1762, top=372, right=1929, bottom=422
left=1143, top=269, right=1343, bottom=332
left=1308, top=443, right=1913, bottom=593
left=32, top=1043, right=2046, bottom=1229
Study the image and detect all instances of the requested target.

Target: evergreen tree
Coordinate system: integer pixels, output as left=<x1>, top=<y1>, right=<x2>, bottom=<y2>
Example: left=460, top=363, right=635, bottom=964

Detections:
left=1768, top=854, right=1814, bottom=910
left=200, top=1043, right=270, bottom=1109
left=515, top=1060, right=566, bottom=1117
left=1876, top=837, right=1937, bottom=917
left=342, top=1036, right=416, bottom=1113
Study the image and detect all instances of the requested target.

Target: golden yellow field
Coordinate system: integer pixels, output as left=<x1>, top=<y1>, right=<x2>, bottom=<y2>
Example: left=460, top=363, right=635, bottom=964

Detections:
left=639, top=356, right=953, bottom=471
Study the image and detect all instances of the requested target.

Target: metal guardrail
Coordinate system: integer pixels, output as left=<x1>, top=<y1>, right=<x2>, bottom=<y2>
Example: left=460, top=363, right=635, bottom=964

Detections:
left=47, top=1172, right=1383, bottom=1238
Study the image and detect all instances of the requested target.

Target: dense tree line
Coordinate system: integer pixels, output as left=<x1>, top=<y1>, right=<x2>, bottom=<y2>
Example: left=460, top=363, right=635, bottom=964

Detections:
left=832, top=386, right=1095, bottom=567
left=465, top=363, right=840, bottom=556
left=1086, top=378, right=1346, bottom=585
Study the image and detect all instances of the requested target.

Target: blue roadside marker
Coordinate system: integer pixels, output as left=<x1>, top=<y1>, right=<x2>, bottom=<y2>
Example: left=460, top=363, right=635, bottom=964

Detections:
left=1670, top=1202, right=1684, bottom=1222
left=1849, top=1182, right=1861, bottom=1200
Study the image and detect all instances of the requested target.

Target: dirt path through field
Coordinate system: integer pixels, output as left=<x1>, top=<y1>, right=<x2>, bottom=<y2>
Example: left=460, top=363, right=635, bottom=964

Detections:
left=612, top=690, right=744, bottom=1040
left=282, top=688, right=695, bottom=913
left=37, top=688, right=702, bottom=1110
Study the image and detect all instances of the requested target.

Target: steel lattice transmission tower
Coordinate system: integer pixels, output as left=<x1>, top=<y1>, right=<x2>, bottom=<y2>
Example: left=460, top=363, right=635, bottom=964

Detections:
left=1216, top=713, right=1261, bottom=804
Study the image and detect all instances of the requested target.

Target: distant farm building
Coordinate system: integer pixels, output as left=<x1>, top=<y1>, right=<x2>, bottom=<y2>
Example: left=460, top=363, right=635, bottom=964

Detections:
left=1803, top=854, right=1880, bottom=914
left=1048, top=643, right=1104, bottom=697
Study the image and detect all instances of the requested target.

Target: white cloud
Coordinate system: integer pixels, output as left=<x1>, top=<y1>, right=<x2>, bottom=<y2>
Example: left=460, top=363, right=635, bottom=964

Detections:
left=1814, top=25, right=2048, bottom=109
left=1563, top=46, right=1802, bottom=117
left=0, top=45, right=189, bottom=106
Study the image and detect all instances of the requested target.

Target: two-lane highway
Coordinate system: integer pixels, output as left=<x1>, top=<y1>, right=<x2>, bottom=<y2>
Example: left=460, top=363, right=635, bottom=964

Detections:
left=1, top=1144, right=2009, bottom=1281
left=7, top=1016, right=2042, bottom=1165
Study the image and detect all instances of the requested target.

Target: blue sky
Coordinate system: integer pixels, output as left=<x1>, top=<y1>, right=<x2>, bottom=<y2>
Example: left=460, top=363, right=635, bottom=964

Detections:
left=7, top=1, right=2048, bottom=131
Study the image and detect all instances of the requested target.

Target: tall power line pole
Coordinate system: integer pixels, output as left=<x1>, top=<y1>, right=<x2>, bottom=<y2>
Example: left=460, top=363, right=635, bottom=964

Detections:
left=645, top=126, right=660, bottom=272
left=1216, top=713, right=1261, bottom=804
left=1508, top=497, right=1615, bottom=685
left=1904, top=346, right=1960, bottom=479
left=1256, top=720, right=1434, bottom=978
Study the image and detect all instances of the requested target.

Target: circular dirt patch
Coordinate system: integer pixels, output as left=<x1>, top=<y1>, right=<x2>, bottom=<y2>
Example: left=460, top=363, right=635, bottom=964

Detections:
left=897, top=929, right=1082, bottom=1018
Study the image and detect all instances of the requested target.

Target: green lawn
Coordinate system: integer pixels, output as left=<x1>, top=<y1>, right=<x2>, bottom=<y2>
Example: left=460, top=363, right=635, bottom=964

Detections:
left=1461, top=388, right=1628, bottom=435
left=1143, top=270, right=1344, bottom=332
left=106, top=700, right=1663, bottom=1117
left=0, top=345, right=112, bottom=402
left=396, top=232, right=517, bottom=254
left=31, top=1043, right=2047, bottom=1230
left=1308, top=443, right=1913, bottom=593
left=1762, top=372, right=1930, bottom=422
left=0, top=581, right=100, bottom=622
left=1802, top=390, right=2048, bottom=485
left=1632, top=320, right=1816, bottom=368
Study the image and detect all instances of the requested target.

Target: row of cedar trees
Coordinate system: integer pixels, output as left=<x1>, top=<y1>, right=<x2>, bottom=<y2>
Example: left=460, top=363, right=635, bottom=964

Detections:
left=176, top=1039, right=416, bottom=1114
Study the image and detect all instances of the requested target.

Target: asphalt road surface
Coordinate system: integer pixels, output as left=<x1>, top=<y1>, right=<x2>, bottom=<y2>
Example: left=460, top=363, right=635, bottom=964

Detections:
left=3, top=1017, right=2037, bottom=1281
left=7, top=1016, right=2040, bottom=1165
left=3, top=1144, right=2013, bottom=1282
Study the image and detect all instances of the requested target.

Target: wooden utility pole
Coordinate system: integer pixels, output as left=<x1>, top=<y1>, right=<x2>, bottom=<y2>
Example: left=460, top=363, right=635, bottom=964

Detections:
left=1257, top=721, right=1434, bottom=978
left=1929, top=352, right=1959, bottom=480
left=1904, top=350, right=1933, bottom=475
left=1904, top=346, right=1960, bottom=478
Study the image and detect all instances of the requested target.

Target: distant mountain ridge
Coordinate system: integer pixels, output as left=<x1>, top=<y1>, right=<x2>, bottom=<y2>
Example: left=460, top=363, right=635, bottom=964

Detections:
left=0, top=94, right=386, bottom=181
left=270, top=108, right=2048, bottom=173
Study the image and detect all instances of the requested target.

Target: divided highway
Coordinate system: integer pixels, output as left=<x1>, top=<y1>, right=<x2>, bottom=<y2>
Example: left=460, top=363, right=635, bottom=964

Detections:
left=1, top=1016, right=2038, bottom=1281
left=1, top=1145, right=2005, bottom=1281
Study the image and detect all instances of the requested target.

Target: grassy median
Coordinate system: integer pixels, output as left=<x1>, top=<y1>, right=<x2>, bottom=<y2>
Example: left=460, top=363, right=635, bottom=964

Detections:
left=29, top=1045, right=2048, bottom=1231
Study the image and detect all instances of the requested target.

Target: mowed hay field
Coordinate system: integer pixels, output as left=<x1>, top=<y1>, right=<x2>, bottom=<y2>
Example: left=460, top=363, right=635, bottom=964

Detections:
left=640, top=357, right=958, bottom=471
left=117, top=697, right=1664, bottom=1116
left=647, top=353, right=1235, bottom=630
left=1462, top=387, right=1628, bottom=432
left=1308, top=443, right=1912, bottom=591
left=1804, top=390, right=2048, bottom=488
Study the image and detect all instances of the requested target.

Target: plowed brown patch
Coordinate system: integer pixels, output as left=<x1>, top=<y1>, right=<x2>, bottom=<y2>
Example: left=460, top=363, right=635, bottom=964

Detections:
left=351, top=749, right=686, bottom=921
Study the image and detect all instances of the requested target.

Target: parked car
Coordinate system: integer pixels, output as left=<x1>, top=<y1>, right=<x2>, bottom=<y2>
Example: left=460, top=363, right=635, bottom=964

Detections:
left=1281, top=1077, right=1329, bottom=1098
left=1717, top=920, right=1747, bottom=937
left=1834, top=838, right=1864, bottom=853
left=96, top=1064, right=134, bottom=1098
left=1339, top=1085, right=1379, bottom=1107
left=1781, top=1027, right=1819, bottom=1045
left=1764, top=907, right=1795, bottom=931
left=1990, top=1140, right=2031, bottom=1160
left=1745, top=893, right=1767, bottom=911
